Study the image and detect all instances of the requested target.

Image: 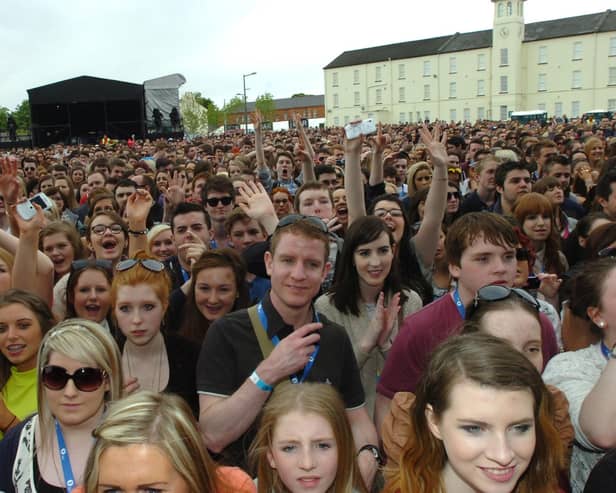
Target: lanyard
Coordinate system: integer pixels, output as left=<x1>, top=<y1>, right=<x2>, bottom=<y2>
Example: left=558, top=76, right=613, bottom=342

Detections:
left=55, top=420, right=76, bottom=493
left=601, top=341, right=612, bottom=360
left=180, top=266, right=190, bottom=283
left=257, top=302, right=320, bottom=384
left=452, top=288, right=466, bottom=319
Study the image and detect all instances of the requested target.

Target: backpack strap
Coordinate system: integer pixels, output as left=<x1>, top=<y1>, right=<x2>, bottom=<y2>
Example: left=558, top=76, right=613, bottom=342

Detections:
left=247, top=305, right=275, bottom=359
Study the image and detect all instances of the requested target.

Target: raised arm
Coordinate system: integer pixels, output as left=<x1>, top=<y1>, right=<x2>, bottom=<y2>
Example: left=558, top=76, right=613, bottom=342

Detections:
left=253, top=111, right=273, bottom=193
left=344, top=131, right=366, bottom=226
left=9, top=203, right=54, bottom=306
left=237, top=181, right=279, bottom=235
left=294, top=113, right=316, bottom=184
left=412, top=124, right=449, bottom=269
left=369, top=123, right=388, bottom=186
left=125, top=189, right=153, bottom=258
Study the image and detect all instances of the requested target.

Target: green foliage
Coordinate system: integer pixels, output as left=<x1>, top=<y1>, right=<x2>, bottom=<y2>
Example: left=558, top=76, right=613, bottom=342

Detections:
left=13, top=100, right=31, bottom=131
left=223, top=96, right=244, bottom=115
left=193, top=92, right=214, bottom=109
left=255, top=92, right=276, bottom=123
left=291, top=93, right=306, bottom=98
left=206, top=102, right=221, bottom=129
left=180, top=92, right=208, bottom=136
left=0, top=107, right=9, bottom=131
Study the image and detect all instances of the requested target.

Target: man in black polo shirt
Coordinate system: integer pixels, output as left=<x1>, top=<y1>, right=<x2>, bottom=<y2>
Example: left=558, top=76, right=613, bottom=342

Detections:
left=196, top=217, right=378, bottom=487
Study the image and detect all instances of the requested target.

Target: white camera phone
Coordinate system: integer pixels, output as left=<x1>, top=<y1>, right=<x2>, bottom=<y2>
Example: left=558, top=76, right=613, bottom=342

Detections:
left=344, top=119, right=377, bottom=140
left=16, top=192, right=54, bottom=221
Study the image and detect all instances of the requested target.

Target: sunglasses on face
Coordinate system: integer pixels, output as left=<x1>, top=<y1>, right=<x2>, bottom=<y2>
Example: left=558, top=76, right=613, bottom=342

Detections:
left=42, top=365, right=107, bottom=392
left=116, top=258, right=165, bottom=272
left=206, top=196, right=233, bottom=207
left=91, top=223, right=124, bottom=235
left=373, top=208, right=404, bottom=218
left=276, top=214, right=328, bottom=233
left=447, top=192, right=460, bottom=200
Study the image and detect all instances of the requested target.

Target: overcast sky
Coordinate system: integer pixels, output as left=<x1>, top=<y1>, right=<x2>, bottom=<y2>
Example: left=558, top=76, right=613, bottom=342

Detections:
left=1, top=1, right=614, bottom=111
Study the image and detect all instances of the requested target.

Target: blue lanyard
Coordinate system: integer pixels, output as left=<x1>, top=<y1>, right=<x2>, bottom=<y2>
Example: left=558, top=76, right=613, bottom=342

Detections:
left=452, top=288, right=466, bottom=319
left=601, top=341, right=612, bottom=360
left=55, top=420, right=76, bottom=493
left=180, top=266, right=190, bottom=283
left=257, top=302, right=320, bottom=384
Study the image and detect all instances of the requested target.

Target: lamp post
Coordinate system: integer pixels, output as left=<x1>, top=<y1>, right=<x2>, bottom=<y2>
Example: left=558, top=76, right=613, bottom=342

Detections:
left=243, top=72, right=256, bottom=133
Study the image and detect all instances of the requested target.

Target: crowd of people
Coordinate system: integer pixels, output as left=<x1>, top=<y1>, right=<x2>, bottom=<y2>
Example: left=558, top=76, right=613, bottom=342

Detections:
left=0, top=111, right=615, bottom=492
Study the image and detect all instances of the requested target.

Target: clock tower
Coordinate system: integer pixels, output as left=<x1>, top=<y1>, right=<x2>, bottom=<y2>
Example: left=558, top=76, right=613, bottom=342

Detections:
left=491, top=0, right=526, bottom=119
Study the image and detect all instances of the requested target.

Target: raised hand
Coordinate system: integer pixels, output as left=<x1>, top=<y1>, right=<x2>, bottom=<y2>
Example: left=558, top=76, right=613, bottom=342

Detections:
left=0, top=156, right=22, bottom=206
left=237, top=181, right=276, bottom=221
left=361, top=292, right=401, bottom=353
left=177, top=230, right=207, bottom=266
left=161, top=171, right=186, bottom=208
left=368, top=122, right=389, bottom=154
left=252, top=111, right=263, bottom=132
left=418, top=124, right=448, bottom=169
left=11, top=201, right=46, bottom=235
left=124, top=189, right=153, bottom=225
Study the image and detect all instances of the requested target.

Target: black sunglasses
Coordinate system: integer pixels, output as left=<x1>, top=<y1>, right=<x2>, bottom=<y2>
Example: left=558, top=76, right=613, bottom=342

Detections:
left=42, top=365, right=107, bottom=392
left=473, top=284, right=540, bottom=312
left=116, top=258, right=165, bottom=273
left=71, top=259, right=113, bottom=272
left=276, top=214, right=328, bottom=233
left=206, top=196, right=233, bottom=207
left=447, top=191, right=460, bottom=200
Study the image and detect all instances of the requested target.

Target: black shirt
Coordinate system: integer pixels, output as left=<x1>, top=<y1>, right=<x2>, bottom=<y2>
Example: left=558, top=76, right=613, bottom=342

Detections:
left=196, top=291, right=365, bottom=467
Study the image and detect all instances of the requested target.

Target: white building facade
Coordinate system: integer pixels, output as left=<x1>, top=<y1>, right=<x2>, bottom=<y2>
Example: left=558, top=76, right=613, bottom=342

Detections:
left=323, top=1, right=616, bottom=125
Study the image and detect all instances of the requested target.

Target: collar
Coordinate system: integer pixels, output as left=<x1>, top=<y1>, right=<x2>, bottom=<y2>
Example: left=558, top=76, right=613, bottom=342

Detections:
left=261, top=292, right=294, bottom=339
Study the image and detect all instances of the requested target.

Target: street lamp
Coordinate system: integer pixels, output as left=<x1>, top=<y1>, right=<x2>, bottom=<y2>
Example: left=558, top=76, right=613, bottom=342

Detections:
left=243, top=72, right=256, bottom=133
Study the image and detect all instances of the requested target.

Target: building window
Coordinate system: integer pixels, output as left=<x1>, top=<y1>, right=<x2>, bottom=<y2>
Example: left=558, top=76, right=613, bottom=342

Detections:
left=572, top=70, right=582, bottom=89
left=477, top=79, right=485, bottom=96
left=353, top=69, right=360, bottom=84
left=399, top=86, right=406, bottom=102
left=611, top=37, right=616, bottom=57
left=572, top=41, right=583, bottom=60
left=423, top=110, right=431, bottom=122
left=449, top=57, right=457, bottom=74
left=554, top=102, right=563, bottom=118
left=398, top=64, right=406, bottom=79
left=416, top=111, right=421, bottom=122
left=463, top=108, right=471, bottom=122
left=354, top=91, right=360, bottom=106
left=449, top=82, right=457, bottom=98
left=450, top=109, right=457, bottom=122
left=477, top=107, right=485, bottom=120
left=609, top=67, right=616, bottom=86
left=500, top=76, right=508, bottom=93
left=500, top=105, right=508, bottom=121
left=538, top=103, right=546, bottom=111
left=538, top=46, right=547, bottom=64
left=375, top=66, right=382, bottom=82
left=399, top=112, right=406, bottom=123
left=333, top=116, right=340, bottom=126
left=500, top=48, right=509, bottom=66
left=498, top=2, right=505, bottom=17
left=333, top=93, right=339, bottom=108
left=344, top=115, right=350, bottom=124
left=423, top=60, right=432, bottom=77
left=376, top=88, right=382, bottom=104
left=571, top=101, right=581, bottom=118
left=477, top=53, right=486, bottom=71
left=608, top=99, right=616, bottom=111
left=507, top=1, right=512, bottom=15
left=423, top=84, right=431, bottom=100
left=538, top=73, right=547, bottom=92
left=332, top=72, right=338, bottom=87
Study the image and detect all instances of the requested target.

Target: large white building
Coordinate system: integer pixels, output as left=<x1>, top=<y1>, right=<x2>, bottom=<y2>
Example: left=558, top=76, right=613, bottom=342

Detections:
left=323, top=1, right=616, bottom=125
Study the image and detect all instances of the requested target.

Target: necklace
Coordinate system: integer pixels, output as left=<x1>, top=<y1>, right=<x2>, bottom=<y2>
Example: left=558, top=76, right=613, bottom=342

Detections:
left=124, top=333, right=164, bottom=391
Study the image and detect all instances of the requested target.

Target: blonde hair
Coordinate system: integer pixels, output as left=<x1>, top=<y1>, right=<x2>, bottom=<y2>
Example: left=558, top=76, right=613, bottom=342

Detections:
left=37, top=319, right=123, bottom=449
left=84, top=391, right=221, bottom=493
left=250, top=382, right=368, bottom=493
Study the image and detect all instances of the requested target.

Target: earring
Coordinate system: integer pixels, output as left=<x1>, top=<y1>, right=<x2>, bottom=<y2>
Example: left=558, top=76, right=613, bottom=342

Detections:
left=599, top=321, right=606, bottom=328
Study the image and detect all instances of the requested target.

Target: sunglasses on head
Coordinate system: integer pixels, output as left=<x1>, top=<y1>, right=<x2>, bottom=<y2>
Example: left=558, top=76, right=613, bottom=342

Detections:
left=42, top=365, right=106, bottom=392
left=116, top=258, right=165, bottom=273
left=276, top=214, right=328, bottom=233
left=71, top=259, right=113, bottom=272
left=473, top=284, right=540, bottom=312
left=206, top=196, right=233, bottom=207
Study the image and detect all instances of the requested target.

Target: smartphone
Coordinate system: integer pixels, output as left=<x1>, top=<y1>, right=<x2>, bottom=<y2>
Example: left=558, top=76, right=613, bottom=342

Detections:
left=344, top=119, right=377, bottom=140
left=16, top=192, right=54, bottom=221
left=526, top=275, right=541, bottom=290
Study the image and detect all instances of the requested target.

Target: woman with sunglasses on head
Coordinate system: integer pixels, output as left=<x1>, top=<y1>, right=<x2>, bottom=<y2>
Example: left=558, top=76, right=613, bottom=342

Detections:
left=315, top=216, right=422, bottom=418
left=110, top=252, right=199, bottom=415
left=383, top=333, right=563, bottom=493
left=543, top=257, right=616, bottom=491
left=0, top=290, right=55, bottom=440
left=0, top=319, right=123, bottom=492
left=76, top=391, right=255, bottom=493
left=345, top=124, right=449, bottom=306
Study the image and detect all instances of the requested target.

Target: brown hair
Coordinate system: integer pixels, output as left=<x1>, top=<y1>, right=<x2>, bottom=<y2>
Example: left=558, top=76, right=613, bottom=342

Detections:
left=270, top=218, right=330, bottom=263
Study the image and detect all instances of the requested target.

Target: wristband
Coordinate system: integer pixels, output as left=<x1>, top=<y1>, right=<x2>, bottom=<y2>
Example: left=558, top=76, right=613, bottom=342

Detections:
left=128, top=228, right=148, bottom=236
left=250, top=370, right=273, bottom=392
left=358, top=444, right=384, bottom=466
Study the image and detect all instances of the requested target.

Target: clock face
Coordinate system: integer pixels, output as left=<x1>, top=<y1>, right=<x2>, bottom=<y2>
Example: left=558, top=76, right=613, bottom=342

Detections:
left=500, top=27, right=509, bottom=38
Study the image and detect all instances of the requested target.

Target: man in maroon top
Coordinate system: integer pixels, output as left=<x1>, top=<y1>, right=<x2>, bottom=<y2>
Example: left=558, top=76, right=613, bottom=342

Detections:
left=375, top=212, right=558, bottom=433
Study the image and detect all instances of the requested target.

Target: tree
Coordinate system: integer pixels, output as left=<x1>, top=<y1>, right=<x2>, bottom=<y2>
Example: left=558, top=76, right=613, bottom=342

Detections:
left=0, top=107, right=9, bottom=132
left=221, top=96, right=244, bottom=127
left=206, top=102, right=222, bottom=130
left=291, top=93, right=306, bottom=98
left=13, top=100, right=31, bottom=131
left=255, top=93, right=276, bottom=123
left=193, top=92, right=214, bottom=109
left=180, top=92, right=208, bottom=137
